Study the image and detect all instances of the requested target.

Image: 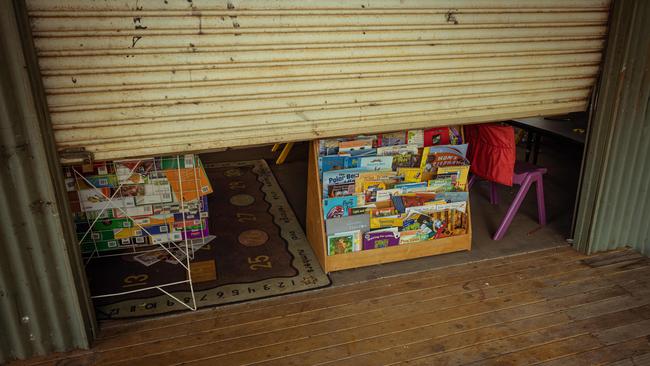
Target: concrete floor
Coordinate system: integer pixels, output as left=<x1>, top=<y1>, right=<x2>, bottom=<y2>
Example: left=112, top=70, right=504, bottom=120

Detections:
left=200, top=134, right=585, bottom=286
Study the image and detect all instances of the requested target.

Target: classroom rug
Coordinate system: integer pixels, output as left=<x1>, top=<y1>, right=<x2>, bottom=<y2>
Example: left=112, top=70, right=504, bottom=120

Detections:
left=89, top=159, right=330, bottom=319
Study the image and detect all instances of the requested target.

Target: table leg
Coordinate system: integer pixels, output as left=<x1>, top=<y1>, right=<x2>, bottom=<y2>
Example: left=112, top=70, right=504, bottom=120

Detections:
left=525, top=130, right=533, bottom=162
left=533, top=134, right=542, bottom=165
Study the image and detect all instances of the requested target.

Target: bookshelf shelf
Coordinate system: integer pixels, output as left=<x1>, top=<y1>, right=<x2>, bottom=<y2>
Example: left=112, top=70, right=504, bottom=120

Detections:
left=306, top=140, right=471, bottom=273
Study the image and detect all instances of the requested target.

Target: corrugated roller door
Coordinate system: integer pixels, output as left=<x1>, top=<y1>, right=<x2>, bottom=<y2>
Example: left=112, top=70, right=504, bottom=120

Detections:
left=27, top=0, right=610, bottom=161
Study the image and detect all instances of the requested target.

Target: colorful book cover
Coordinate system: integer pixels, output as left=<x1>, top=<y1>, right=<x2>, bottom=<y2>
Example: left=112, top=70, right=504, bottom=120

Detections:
left=350, top=206, right=373, bottom=215
left=435, top=191, right=469, bottom=203
left=327, top=230, right=361, bottom=255
left=375, top=188, right=401, bottom=202
left=370, top=216, right=404, bottom=229
left=325, top=214, right=370, bottom=235
left=419, top=144, right=470, bottom=181
left=339, top=139, right=373, bottom=154
left=322, top=195, right=358, bottom=219
left=436, top=165, right=470, bottom=190
left=427, top=177, right=454, bottom=192
left=322, top=168, right=367, bottom=196
left=423, top=127, right=451, bottom=146
left=327, top=183, right=356, bottom=198
left=319, top=155, right=360, bottom=175
left=163, top=165, right=213, bottom=202
left=354, top=171, right=397, bottom=193
left=398, top=167, right=423, bottom=182
left=399, top=230, right=422, bottom=244
left=377, top=144, right=419, bottom=156
left=114, top=159, right=155, bottom=184
left=320, top=139, right=342, bottom=156
left=378, top=131, right=407, bottom=146
left=407, top=129, right=424, bottom=147
left=359, top=156, right=393, bottom=171
left=363, top=229, right=400, bottom=250
left=395, top=182, right=428, bottom=193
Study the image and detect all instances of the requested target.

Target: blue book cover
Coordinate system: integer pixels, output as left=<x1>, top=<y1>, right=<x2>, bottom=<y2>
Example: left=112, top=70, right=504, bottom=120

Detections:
left=322, top=168, right=369, bottom=196
left=322, top=195, right=358, bottom=219
left=395, top=182, right=427, bottom=193
left=319, top=155, right=360, bottom=176
left=359, top=156, right=393, bottom=171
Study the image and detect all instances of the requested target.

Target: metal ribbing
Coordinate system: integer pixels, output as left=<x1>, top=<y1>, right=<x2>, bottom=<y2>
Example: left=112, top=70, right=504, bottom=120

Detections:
left=575, top=0, right=650, bottom=255
left=0, top=0, right=94, bottom=362
left=25, top=0, right=611, bottom=160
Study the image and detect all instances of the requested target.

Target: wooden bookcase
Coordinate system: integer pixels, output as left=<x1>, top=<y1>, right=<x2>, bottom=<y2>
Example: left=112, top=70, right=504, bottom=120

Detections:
left=306, top=141, right=472, bottom=273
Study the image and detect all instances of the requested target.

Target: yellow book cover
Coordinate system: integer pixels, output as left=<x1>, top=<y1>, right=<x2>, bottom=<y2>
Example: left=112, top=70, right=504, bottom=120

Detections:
left=398, top=167, right=423, bottom=183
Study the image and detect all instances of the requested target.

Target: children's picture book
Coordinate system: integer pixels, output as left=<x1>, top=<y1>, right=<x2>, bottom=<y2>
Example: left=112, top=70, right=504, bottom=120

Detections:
left=362, top=181, right=387, bottom=203
left=327, top=183, right=356, bottom=198
left=354, top=171, right=397, bottom=193
left=327, top=230, right=361, bottom=255
left=359, top=156, right=393, bottom=171
left=375, top=188, right=401, bottom=202
left=423, top=127, right=451, bottom=146
left=378, top=131, right=407, bottom=146
left=435, top=191, right=469, bottom=203
left=399, top=230, right=422, bottom=244
left=320, top=138, right=343, bottom=156
left=420, top=144, right=470, bottom=181
left=325, top=214, right=370, bottom=235
left=436, top=165, right=470, bottom=190
left=322, top=168, right=367, bottom=196
left=407, top=129, right=424, bottom=147
left=322, top=195, right=358, bottom=219
left=395, top=182, right=428, bottom=193
left=363, top=229, right=400, bottom=250
left=339, top=139, right=373, bottom=154
left=398, top=167, right=423, bottom=183
left=370, top=216, right=404, bottom=230
left=427, top=177, right=454, bottom=192
left=377, top=144, right=419, bottom=156
left=319, top=155, right=360, bottom=175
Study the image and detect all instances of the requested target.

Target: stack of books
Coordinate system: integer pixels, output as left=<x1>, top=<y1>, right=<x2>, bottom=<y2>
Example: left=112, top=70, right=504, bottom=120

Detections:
left=318, top=127, right=470, bottom=256
left=64, top=155, right=213, bottom=254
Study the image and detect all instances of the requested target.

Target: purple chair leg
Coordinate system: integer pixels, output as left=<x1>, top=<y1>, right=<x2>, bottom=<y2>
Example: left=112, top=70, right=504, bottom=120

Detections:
left=535, top=174, right=547, bottom=225
left=493, top=176, right=534, bottom=241
left=468, top=174, right=477, bottom=190
left=490, top=182, right=499, bottom=205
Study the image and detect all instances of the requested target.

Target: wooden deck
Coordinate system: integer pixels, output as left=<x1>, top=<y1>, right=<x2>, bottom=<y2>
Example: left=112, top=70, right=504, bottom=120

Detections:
left=15, top=246, right=650, bottom=365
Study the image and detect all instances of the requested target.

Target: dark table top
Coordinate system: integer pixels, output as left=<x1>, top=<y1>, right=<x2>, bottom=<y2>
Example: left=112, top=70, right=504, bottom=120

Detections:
left=508, top=116, right=588, bottom=144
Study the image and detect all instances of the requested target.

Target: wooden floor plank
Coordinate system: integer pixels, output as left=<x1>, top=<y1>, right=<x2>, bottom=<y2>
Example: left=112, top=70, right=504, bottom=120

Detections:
left=13, top=248, right=650, bottom=366
left=97, top=247, right=582, bottom=342
left=88, top=253, right=647, bottom=365
left=85, top=250, right=591, bottom=355
left=133, top=264, right=650, bottom=366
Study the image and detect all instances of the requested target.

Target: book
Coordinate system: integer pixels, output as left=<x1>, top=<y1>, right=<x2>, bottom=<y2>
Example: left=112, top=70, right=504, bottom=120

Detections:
left=436, top=165, right=470, bottom=190
left=398, top=167, right=423, bottom=183
left=319, top=155, right=360, bottom=175
left=370, top=216, right=403, bottom=229
left=359, top=156, right=393, bottom=171
left=395, top=182, right=428, bottom=193
left=327, top=183, right=356, bottom=198
left=423, top=127, right=451, bottom=146
left=407, top=129, right=424, bottom=147
left=377, top=144, right=419, bottom=156
left=435, top=191, right=469, bottom=203
left=419, top=144, right=470, bottom=181
left=325, top=214, right=370, bottom=235
left=354, top=171, right=397, bottom=193
left=322, top=195, right=358, bottom=219
left=378, top=131, right=407, bottom=146
left=427, top=177, right=454, bottom=192
left=322, top=168, right=367, bottom=196
left=363, top=229, right=400, bottom=250
left=327, top=230, right=361, bottom=255
left=339, top=139, right=373, bottom=154
left=375, top=188, right=401, bottom=202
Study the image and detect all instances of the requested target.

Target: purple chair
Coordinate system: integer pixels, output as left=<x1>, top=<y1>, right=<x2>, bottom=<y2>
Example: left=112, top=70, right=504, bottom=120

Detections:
left=468, top=161, right=547, bottom=240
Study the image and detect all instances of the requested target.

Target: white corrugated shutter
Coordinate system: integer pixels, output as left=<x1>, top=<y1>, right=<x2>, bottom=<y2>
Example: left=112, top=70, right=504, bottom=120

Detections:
left=26, top=0, right=610, bottom=161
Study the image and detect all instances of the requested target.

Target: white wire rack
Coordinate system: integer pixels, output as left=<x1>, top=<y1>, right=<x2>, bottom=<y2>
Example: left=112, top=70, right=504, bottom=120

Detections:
left=66, top=154, right=213, bottom=312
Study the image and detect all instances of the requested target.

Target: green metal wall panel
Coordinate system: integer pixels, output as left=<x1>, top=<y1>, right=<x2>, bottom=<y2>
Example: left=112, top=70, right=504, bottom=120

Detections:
left=575, top=0, right=650, bottom=255
left=0, top=0, right=95, bottom=363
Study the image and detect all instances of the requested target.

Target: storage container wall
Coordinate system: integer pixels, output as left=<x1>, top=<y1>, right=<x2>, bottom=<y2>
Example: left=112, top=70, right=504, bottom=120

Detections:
left=575, top=0, right=650, bottom=255
left=0, top=1, right=94, bottom=363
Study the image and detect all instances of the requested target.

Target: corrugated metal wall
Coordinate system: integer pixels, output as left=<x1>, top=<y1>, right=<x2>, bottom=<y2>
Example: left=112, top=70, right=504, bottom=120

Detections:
left=574, top=0, right=650, bottom=255
left=26, top=0, right=610, bottom=161
left=0, top=1, right=95, bottom=363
